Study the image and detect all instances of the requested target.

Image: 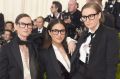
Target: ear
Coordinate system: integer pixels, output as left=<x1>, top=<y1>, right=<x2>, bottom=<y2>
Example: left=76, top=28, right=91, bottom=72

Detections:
left=14, top=24, right=18, bottom=31
left=48, top=30, right=51, bottom=36
left=98, top=12, right=101, bottom=19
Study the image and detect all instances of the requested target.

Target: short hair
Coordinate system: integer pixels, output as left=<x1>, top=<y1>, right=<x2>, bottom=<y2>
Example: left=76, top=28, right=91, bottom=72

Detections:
left=36, top=16, right=45, bottom=22
left=5, top=21, right=14, bottom=28
left=4, top=29, right=13, bottom=36
left=81, top=2, right=104, bottom=24
left=15, top=13, right=31, bottom=24
left=52, top=1, right=62, bottom=12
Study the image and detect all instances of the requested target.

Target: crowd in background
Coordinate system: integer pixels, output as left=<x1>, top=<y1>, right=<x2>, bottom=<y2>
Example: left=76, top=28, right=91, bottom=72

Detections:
left=0, top=0, right=120, bottom=48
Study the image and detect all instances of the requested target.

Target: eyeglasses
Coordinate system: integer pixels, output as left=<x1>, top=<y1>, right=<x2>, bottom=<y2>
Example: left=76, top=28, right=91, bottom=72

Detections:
left=50, top=29, right=66, bottom=35
left=80, top=12, right=99, bottom=22
left=18, top=22, right=33, bottom=29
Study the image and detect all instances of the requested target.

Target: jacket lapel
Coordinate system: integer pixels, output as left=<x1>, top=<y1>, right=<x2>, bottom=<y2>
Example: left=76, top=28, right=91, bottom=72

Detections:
left=89, top=25, right=104, bottom=63
left=28, top=43, right=38, bottom=79
left=11, top=38, right=23, bottom=71
left=49, top=45, right=63, bottom=77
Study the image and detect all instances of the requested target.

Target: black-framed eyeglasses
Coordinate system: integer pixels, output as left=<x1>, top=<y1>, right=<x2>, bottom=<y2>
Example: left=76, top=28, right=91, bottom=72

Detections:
left=80, top=12, right=99, bottom=22
left=18, top=22, right=33, bottom=29
left=50, top=29, right=66, bottom=35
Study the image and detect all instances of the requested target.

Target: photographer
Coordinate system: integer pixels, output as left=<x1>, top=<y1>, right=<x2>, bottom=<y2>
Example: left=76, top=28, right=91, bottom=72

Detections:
left=62, top=11, right=76, bottom=39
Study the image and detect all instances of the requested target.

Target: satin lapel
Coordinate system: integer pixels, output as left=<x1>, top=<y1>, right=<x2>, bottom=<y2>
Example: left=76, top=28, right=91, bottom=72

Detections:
left=28, top=44, right=38, bottom=79
left=89, top=25, right=104, bottom=63
left=11, top=38, right=23, bottom=71
left=49, top=45, right=63, bottom=77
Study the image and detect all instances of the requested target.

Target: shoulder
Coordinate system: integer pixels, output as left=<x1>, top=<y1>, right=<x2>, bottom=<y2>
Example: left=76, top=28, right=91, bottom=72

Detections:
left=102, top=25, right=118, bottom=35
left=100, top=25, right=119, bottom=41
left=0, top=41, right=12, bottom=55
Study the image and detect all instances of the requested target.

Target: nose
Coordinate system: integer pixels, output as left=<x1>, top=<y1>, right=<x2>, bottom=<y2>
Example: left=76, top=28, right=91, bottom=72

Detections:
left=57, top=32, right=61, bottom=36
left=24, top=25, right=28, bottom=29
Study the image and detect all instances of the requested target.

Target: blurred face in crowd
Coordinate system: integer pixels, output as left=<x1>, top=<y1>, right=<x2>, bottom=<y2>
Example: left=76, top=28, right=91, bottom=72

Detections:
left=49, top=23, right=66, bottom=45
left=81, top=7, right=101, bottom=31
left=51, top=4, right=58, bottom=14
left=5, top=23, right=14, bottom=31
left=68, top=0, right=77, bottom=13
left=15, top=17, right=32, bottom=40
left=36, top=17, right=44, bottom=28
left=3, top=30, right=12, bottom=41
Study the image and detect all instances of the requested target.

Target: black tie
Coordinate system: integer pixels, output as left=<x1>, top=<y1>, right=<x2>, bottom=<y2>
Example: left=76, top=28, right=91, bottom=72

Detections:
left=85, top=32, right=95, bottom=64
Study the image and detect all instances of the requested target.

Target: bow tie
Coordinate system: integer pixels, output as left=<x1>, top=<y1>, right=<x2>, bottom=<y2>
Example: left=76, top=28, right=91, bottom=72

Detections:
left=84, top=32, right=95, bottom=40
left=17, top=37, right=29, bottom=46
left=88, top=32, right=95, bottom=37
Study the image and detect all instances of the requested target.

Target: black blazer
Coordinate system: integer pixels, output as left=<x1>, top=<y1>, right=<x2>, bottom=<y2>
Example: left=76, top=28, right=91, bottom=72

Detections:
left=71, top=25, right=119, bottom=79
left=0, top=37, right=40, bottom=79
left=39, top=45, right=68, bottom=79
left=39, top=45, right=83, bottom=79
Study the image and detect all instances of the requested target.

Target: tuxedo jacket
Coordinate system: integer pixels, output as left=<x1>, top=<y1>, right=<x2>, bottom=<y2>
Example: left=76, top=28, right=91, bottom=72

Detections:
left=0, top=37, right=40, bottom=79
left=39, top=45, right=83, bottom=79
left=71, top=25, right=119, bottom=79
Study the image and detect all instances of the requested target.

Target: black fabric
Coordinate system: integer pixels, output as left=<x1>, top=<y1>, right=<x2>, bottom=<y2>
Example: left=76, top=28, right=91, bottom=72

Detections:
left=16, top=36, right=29, bottom=46
left=57, top=60, right=71, bottom=79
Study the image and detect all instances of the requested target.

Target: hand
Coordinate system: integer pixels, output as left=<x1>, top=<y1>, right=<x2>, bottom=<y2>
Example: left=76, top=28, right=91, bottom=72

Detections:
left=66, top=37, right=77, bottom=54
left=68, top=41, right=76, bottom=55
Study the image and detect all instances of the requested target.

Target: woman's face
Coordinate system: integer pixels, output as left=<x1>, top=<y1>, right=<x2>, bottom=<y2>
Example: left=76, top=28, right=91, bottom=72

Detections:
left=49, top=23, right=66, bottom=45
left=81, top=7, right=101, bottom=30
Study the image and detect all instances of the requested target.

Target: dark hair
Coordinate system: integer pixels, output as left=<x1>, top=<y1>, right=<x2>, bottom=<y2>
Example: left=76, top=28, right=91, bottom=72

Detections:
left=4, top=29, right=13, bottom=36
left=15, top=13, right=31, bottom=24
left=47, top=19, right=68, bottom=49
left=47, top=19, right=66, bottom=31
left=0, top=13, right=5, bottom=31
left=52, top=1, right=62, bottom=12
left=81, top=2, right=104, bottom=24
left=5, top=21, right=14, bottom=29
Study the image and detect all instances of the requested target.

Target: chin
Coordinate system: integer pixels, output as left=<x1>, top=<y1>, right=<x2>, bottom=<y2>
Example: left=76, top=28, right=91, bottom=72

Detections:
left=55, top=40, right=62, bottom=44
left=22, top=33, right=30, bottom=37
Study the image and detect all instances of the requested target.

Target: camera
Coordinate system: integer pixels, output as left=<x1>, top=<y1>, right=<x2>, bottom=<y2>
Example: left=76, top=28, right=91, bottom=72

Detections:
left=61, top=11, right=71, bottom=20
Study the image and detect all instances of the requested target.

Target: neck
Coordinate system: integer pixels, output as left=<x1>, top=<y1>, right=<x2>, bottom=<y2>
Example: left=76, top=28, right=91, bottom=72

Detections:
left=52, top=41, right=63, bottom=48
left=70, top=9, right=77, bottom=14
left=38, top=26, right=43, bottom=29
left=54, top=12, right=59, bottom=18
left=89, top=23, right=100, bottom=33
